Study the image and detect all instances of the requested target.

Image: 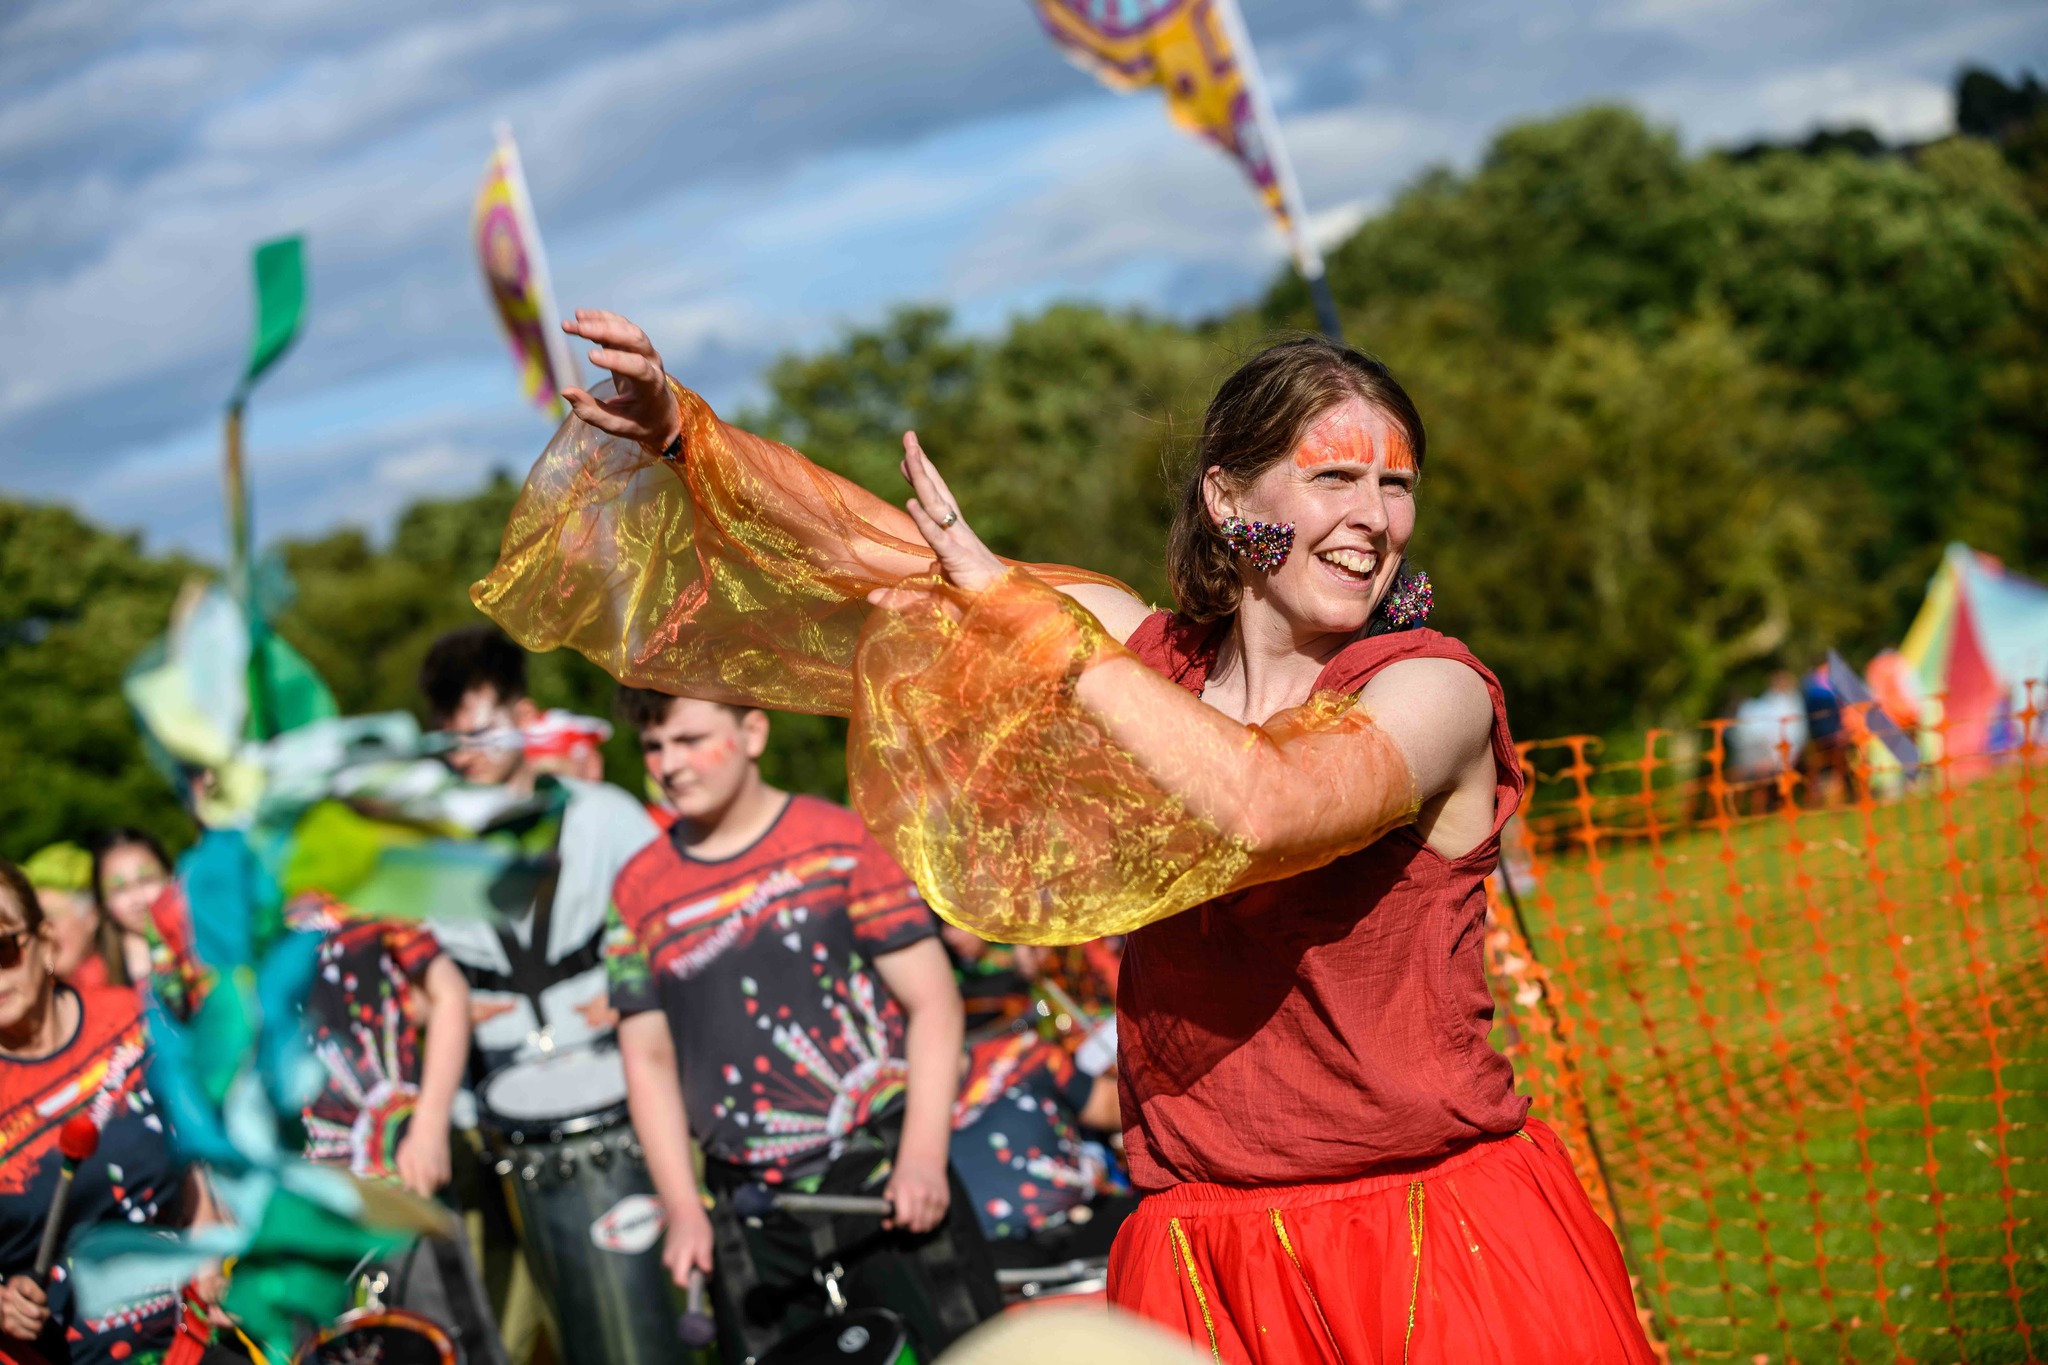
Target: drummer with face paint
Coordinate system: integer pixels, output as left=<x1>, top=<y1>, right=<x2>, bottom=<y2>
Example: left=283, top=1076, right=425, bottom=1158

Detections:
left=415, top=627, right=661, bottom=1365
left=605, top=688, right=1001, bottom=1362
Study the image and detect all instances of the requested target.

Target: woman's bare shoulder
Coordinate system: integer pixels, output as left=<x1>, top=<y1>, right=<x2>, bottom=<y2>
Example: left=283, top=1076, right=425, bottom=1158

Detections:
left=1056, top=581, right=1156, bottom=645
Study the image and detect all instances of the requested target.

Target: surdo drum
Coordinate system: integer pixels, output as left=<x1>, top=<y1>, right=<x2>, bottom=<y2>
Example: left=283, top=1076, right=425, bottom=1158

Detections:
left=478, top=1045, right=681, bottom=1365
left=754, top=1309, right=919, bottom=1365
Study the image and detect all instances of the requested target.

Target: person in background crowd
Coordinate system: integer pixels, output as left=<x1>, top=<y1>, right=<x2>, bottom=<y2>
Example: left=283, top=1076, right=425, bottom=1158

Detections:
left=1730, top=670, right=1811, bottom=811
left=22, top=846, right=110, bottom=991
left=937, top=926, right=1046, bottom=1034
left=951, top=1023, right=1128, bottom=1267
left=87, top=832, right=175, bottom=989
left=416, top=627, right=657, bottom=1365
left=285, top=892, right=500, bottom=1365
left=607, top=687, right=998, bottom=1361
left=1800, top=665, right=1850, bottom=802
left=418, top=627, right=657, bottom=1070
left=0, top=858, right=222, bottom=1365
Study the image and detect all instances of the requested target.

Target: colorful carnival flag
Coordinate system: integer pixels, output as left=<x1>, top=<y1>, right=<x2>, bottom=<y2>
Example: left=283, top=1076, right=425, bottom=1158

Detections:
left=1031, top=0, right=1343, bottom=337
left=474, top=124, right=579, bottom=413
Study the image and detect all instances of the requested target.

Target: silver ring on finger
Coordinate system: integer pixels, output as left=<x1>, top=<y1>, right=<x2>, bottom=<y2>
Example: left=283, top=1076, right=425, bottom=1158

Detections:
left=936, top=508, right=959, bottom=529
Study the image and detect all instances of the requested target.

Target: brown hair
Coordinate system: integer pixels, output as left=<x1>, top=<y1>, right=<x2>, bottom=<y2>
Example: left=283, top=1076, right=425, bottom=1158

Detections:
left=89, top=828, right=171, bottom=989
left=0, top=859, right=42, bottom=934
left=613, top=687, right=754, bottom=733
left=419, top=626, right=528, bottom=725
left=1166, top=336, right=1426, bottom=622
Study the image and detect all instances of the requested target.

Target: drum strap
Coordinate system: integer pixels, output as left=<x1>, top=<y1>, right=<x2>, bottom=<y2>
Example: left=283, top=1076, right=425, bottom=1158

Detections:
left=457, top=863, right=605, bottom=1008
left=703, top=1120, right=999, bottom=1353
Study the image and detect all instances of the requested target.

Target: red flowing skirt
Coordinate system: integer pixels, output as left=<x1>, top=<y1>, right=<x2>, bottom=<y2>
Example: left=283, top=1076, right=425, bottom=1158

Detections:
left=1106, top=1120, right=1656, bottom=1364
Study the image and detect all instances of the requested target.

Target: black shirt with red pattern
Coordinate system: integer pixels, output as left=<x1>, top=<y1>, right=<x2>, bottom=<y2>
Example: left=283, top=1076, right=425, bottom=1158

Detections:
left=285, top=895, right=445, bottom=1182
left=949, top=1033, right=1105, bottom=1241
left=605, top=795, right=936, bottom=1181
left=0, top=986, right=186, bottom=1365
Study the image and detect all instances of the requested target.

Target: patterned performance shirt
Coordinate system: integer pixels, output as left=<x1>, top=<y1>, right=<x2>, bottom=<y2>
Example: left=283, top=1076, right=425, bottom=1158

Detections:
left=950, top=1033, right=1105, bottom=1241
left=285, top=894, right=445, bottom=1181
left=606, top=795, right=936, bottom=1179
left=0, top=987, right=186, bottom=1365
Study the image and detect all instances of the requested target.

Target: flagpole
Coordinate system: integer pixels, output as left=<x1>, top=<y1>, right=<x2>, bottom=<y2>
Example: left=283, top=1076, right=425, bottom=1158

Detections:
left=494, top=123, right=581, bottom=402
left=1210, top=0, right=1344, bottom=342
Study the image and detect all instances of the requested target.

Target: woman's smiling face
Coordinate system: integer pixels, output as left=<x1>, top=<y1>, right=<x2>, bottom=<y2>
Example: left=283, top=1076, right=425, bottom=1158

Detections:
left=1205, top=396, right=1419, bottom=638
left=0, top=884, right=52, bottom=1038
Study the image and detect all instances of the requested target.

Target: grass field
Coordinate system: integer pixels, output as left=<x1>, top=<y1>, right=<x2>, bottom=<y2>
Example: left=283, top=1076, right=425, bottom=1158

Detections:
left=1489, top=738, right=2048, bottom=1364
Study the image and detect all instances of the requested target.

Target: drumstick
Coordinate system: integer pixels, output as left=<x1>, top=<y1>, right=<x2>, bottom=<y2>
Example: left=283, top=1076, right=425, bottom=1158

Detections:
left=34, top=1116, right=101, bottom=1280
left=730, top=1186, right=893, bottom=1219
left=675, top=1270, right=715, bottom=1349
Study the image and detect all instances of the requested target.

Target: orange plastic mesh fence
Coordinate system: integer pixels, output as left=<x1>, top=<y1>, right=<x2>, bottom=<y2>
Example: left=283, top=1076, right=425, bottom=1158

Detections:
left=1484, top=692, right=2048, bottom=1364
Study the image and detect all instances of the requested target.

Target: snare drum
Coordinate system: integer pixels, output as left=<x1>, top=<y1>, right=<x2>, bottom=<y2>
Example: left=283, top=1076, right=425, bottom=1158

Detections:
left=477, top=1045, right=683, bottom=1365
left=755, top=1309, right=921, bottom=1365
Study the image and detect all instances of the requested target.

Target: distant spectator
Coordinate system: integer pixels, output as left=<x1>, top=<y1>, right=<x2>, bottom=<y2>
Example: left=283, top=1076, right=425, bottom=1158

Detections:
left=1729, top=670, right=1809, bottom=793
left=23, top=844, right=107, bottom=988
left=1800, top=666, right=1851, bottom=803
left=88, top=830, right=175, bottom=987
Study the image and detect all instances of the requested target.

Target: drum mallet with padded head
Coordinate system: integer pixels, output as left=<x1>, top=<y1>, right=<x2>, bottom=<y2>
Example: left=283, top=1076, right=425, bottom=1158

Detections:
left=675, top=1270, right=715, bottom=1349
left=34, top=1115, right=101, bottom=1280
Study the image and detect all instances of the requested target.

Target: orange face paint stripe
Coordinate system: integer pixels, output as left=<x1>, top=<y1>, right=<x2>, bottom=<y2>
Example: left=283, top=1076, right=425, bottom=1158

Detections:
left=1292, top=417, right=1417, bottom=473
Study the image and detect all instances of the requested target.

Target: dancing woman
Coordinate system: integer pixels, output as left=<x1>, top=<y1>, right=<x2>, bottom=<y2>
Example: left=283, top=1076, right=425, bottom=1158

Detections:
left=476, top=311, right=1655, bottom=1364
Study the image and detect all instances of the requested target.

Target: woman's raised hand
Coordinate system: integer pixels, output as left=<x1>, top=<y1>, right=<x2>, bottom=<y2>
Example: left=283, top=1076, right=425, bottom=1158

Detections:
left=897, top=431, right=1005, bottom=594
left=560, top=310, right=683, bottom=455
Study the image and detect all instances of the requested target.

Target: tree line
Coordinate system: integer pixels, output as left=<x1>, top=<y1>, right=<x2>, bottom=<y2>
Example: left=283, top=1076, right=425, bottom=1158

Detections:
left=3, top=73, right=2043, bottom=861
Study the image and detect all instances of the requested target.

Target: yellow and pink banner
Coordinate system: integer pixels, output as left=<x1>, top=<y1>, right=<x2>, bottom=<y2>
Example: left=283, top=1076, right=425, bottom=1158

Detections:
left=474, top=125, right=577, bottom=414
left=1032, top=0, right=1289, bottom=227
left=1030, top=0, right=1343, bottom=338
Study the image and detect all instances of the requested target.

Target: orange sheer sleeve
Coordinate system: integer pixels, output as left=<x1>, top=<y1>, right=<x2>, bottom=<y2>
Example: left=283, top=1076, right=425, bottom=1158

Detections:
left=850, top=569, right=1418, bottom=944
left=474, top=390, right=1415, bottom=946
left=471, top=381, right=1128, bottom=715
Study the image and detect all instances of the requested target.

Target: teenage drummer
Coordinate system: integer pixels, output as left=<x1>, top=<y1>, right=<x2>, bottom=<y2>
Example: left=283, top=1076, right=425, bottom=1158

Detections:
left=416, top=628, right=659, bottom=1365
left=418, top=627, right=659, bottom=1070
left=606, top=689, right=1000, bottom=1361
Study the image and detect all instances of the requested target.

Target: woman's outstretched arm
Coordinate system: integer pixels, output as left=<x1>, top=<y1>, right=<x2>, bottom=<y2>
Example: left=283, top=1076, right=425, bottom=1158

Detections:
left=472, top=311, right=1142, bottom=715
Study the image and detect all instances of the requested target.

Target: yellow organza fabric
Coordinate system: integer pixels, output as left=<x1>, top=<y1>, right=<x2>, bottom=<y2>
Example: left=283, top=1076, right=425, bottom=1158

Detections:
left=473, top=380, right=1125, bottom=715
left=474, top=386, right=1417, bottom=945
left=849, top=569, right=1416, bottom=942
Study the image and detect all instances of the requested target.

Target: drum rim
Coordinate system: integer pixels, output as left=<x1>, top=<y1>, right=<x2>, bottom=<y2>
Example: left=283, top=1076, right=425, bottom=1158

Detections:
left=477, top=1099, right=630, bottom=1140
left=477, top=1045, right=632, bottom=1138
left=294, top=1306, right=458, bottom=1365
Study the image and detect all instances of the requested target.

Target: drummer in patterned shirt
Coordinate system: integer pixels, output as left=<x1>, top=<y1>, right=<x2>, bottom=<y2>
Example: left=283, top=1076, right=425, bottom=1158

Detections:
left=605, top=689, right=999, bottom=1362
left=285, top=894, right=503, bottom=1365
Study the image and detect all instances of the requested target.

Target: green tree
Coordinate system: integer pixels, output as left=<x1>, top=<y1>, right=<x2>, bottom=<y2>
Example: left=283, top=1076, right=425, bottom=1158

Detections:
left=0, top=502, right=198, bottom=861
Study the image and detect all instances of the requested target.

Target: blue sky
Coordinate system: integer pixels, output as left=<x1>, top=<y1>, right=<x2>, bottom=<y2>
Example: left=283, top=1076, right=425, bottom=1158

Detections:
left=3, top=0, right=2044, bottom=558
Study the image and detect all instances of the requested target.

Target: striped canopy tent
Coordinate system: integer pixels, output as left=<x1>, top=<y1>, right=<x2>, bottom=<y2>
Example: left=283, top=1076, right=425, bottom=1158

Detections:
left=1895, top=542, right=2048, bottom=759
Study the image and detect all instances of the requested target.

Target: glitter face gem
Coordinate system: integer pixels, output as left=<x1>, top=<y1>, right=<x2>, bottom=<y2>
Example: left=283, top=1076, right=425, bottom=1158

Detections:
left=1375, top=567, right=1434, bottom=631
left=1221, top=516, right=1295, bottom=573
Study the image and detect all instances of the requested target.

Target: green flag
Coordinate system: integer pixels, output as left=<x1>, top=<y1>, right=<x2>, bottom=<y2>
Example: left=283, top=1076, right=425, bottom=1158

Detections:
left=241, top=236, right=305, bottom=391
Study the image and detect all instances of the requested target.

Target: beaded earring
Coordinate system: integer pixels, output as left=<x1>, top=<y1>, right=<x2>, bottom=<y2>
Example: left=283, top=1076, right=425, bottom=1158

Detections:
left=1366, top=565, right=1434, bottom=636
left=1220, top=516, right=1295, bottom=573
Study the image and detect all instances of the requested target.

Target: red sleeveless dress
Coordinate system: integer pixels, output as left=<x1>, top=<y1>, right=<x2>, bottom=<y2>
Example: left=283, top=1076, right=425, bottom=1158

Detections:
left=1105, top=613, right=1654, bottom=1365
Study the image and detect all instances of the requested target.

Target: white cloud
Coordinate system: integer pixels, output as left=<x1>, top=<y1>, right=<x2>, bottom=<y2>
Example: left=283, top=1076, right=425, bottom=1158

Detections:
left=0, top=45, right=222, bottom=160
